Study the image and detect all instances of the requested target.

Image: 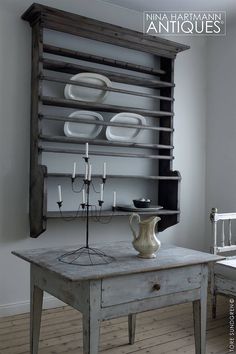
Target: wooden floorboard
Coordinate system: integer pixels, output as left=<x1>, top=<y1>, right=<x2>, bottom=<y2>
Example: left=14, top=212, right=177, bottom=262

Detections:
left=0, top=296, right=231, bottom=354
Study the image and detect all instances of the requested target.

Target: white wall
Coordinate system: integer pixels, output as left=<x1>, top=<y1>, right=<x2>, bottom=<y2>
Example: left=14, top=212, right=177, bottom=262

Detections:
left=205, top=21, right=236, bottom=250
left=0, top=0, right=207, bottom=316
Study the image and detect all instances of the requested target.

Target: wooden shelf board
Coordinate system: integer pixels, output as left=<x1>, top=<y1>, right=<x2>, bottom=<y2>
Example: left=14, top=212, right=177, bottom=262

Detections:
left=42, top=96, right=174, bottom=118
left=43, top=44, right=166, bottom=76
left=46, top=173, right=181, bottom=180
left=22, top=4, right=190, bottom=58
left=39, top=146, right=173, bottom=160
left=42, top=58, right=174, bottom=88
left=40, top=135, right=174, bottom=150
left=41, top=115, right=174, bottom=132
left=47, top=209, right=180, bottom=218
left=42, top=75, right=174, bottom=102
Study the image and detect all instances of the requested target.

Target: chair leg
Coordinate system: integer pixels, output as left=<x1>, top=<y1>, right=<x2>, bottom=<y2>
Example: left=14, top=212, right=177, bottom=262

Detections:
left=128, top=314, right=136, bottom=345
left=210, top=264, right=217, bottom=319
left=212, top=292, right=217, bottom=319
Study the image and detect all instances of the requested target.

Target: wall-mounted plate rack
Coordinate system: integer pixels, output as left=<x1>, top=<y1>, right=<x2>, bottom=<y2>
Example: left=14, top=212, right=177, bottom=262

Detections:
left=22, top=3, right=189, bottom=237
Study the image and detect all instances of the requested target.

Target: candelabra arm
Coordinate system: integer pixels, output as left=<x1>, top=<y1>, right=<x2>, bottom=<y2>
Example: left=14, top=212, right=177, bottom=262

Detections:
left=71, top=178, right=85, bottom=193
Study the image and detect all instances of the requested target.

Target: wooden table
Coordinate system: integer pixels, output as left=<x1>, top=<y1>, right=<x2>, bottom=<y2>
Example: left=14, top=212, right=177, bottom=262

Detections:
left=12, top=241, right=222, bottom=354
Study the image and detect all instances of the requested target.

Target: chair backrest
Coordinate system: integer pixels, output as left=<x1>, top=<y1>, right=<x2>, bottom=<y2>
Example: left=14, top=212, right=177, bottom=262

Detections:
left=210, top=207, right=236, bottom=255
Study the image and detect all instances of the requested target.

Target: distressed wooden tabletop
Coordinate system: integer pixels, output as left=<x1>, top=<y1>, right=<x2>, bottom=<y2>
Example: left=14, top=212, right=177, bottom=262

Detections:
left=12, top=241, right=222, bottom=281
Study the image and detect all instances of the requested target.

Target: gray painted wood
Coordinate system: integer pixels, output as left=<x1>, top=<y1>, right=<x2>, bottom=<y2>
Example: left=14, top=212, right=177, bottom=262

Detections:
left=159, top=58, right=174, bottom=172
left=216, top=245, right=236, bottom=253
left=12, top=242, right=222, bottom=282
left=221, top=220, right=225, bottom=247
left=42, top=96, right=174, bottom=117
left=22, top=4, right=189, bottom=59
left=42, top=18, right=180, bottom=59
left=128, top=314, right=136, bottom=345
left=211, top=210, right=236, bottom=221
left=30, top=266, right=43, bottom=354
left=30, top=165, right=47, bottom=238
left=101, top=288, right=201, bottom=321
left=215, top=276, right=236, bottom=295
left=40, top=134, right=173, bottom=151
left=46, top=209, right=180, bottom=219
left=192, top=264, right=208, bottom=354
left=47, top=173, right=181, bottom=181
left=42, top=74, right=173, bottom=101
left=83, top=281, right=101, bottom=354
left=210, top=263, right=217, bottom=319
left=39, top=146, right=174, bottom=160
left=43, top=44, right=166, bottom=76
left=30, top=264, right=87, bottom=311
left=13, top=243, right=221, bottom=354
left=23, top=3, right=190, bottom=237
left=29, top=22, right=47, bottom=238
left=229, top=219, right=232, bottom=246
left=43, top=58, right=174, bottom=88
left=101, top=265, right=202, bottom=307
left=158, top=58, right=180, bottom=232
left=210, top=207, right=236, bottom=318
left=41, top=114, right=174, bottom=132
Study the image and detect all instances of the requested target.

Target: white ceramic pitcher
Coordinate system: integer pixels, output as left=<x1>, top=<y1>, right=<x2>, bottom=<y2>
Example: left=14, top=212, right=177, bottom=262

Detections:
left=129, top=213, right=161, bottom=259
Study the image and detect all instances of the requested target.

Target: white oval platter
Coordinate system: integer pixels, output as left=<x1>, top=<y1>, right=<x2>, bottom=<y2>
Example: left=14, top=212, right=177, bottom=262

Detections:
left=106, top=112, right=146, bottom=142
left=64, top=111, right=104, bottom=139
left=64, top=72, right=112, bottom=102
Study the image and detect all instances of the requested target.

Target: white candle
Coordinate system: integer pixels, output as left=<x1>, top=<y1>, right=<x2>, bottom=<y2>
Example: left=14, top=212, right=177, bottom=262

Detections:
left=100, top=184, right=104, bottom=201
left=113, top=191, right=116, bottom=207
left=85, top=142, right=89, bottom=158
left=88, top=164, right=92, bottom=181
left=82, top=189, right=85, bottom=204
left=85, top=164, right=88, bottom=180
left=72, top=162, right=76, bottom=179
left=58, top=185, right=62, bottom=202
left=103, top=162, right=106, bottom=179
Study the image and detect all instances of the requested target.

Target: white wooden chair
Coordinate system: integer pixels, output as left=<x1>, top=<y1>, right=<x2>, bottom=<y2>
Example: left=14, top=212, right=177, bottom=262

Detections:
left=210, top=207, right=236, bottom=318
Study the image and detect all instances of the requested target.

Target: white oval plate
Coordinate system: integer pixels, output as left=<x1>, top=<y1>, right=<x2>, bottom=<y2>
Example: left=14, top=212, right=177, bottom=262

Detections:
left=64, top=111, right=104, bottom=139
left=64, top=72, right=112, bottom=102
left=106, top=112, right=146, bottom=142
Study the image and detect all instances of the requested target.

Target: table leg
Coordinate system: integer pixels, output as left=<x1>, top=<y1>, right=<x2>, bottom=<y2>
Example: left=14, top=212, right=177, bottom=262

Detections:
left=30, top=274, right=43, bottom=354
left=83, top=313, right=100, bottom=354
left=83, top=281, right=101, bottom=354
left=128, top=314, right=136, bottom=345
left=192, top=264, right=208, bottom=354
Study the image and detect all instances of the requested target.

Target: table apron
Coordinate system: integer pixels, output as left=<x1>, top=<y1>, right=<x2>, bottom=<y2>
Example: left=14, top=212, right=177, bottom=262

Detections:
left=31, top=264, right=90, bottom=312
left=215, top=275, right=236, bottom=297
left=31, top=264, right=205, bottom=321
left=100, top=288, right=201, bottom=320
left=101, top=265, right=202, bottom=307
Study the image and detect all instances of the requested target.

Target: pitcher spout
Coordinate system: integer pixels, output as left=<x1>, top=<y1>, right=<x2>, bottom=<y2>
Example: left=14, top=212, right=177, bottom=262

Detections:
left=142, top=215, right=161, bottom=226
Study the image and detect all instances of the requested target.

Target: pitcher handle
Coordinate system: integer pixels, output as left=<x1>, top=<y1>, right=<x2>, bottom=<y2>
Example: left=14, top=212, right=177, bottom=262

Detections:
left=129, top=213, right=140, bottom=240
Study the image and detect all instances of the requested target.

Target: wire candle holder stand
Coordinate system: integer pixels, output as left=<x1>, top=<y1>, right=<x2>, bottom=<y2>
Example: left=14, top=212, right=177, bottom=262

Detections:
left=57, top=144, right=116, bottom=266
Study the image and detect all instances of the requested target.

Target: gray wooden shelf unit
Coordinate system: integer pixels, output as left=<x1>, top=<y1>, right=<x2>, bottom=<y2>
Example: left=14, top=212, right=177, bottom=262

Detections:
left=22, top=3, right=190, bottom=238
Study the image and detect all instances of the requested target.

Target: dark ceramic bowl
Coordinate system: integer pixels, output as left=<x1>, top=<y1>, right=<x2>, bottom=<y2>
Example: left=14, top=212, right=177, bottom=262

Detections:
left=133, top=199, right=151, bottom=208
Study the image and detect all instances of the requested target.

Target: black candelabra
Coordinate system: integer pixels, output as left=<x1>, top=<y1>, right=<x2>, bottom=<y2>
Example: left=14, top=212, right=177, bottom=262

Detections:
left=57, top=144, right=116, bottom=266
